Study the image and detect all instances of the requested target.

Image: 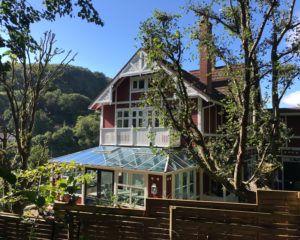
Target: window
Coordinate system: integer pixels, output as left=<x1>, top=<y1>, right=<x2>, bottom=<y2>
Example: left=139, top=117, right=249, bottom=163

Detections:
left=189, top=170, right=194, bottom=196
left=147, top=110, right=153, bottom=127
left=175, top=174, right=180, bottom=198
left=117, top=172, right=145, bottom=207
left=61, top=170, right=83, bottom=196
left=132, top=110, right=144, bottom=128
left=85, top=169, right=98, bottom=204
left=117, top=110, right=129, bottom=128
left=132, top=79, right=146, bottom=91
left=174, top=170, right=196, bottom=199
left=154, top=111, right=161, bottom=127
left=182, top=172, right=188, bottom=199
left=147, top=110, right=162, bottom=128
left=115, top=109, right=163, bottom=128
left=132, top=174, right=144, bottom=187
left=85, top=169, right=114, bottom=205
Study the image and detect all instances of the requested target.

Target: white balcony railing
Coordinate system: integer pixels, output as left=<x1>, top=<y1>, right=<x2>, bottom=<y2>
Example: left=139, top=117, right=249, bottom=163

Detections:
left=100, top=127, right=180, bottom=147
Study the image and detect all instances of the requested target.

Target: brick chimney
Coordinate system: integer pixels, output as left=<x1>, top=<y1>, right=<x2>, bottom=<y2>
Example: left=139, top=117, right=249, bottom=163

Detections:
left=199, top=16, right=213, bottom=93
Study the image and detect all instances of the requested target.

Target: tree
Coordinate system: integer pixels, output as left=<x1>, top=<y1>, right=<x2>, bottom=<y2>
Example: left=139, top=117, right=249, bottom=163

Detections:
left=48, top=126, right=79, bottom=157
left=139, top=0, right=300, bottom=201
left=0, top=0, right=103, bottom=210
left=58, top=93, right=91, bottom=125
left=0, top=32, right=74, bottom=171
left=33, top=110, right=54, bottom=135
left=49, top=65, right=110, bottom=99
left=0, top=0, right=103, bottom=171
left=74, top=113, right=99, bottom=149
left=40, top=89, right=62, bottom=115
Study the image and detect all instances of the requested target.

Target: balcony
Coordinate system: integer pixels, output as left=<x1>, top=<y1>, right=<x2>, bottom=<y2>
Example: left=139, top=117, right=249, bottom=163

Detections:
left=100, top=127, right=180, bottom=147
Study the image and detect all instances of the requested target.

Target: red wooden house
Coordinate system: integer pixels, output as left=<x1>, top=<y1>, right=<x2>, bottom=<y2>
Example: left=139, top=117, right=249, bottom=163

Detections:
left=53, top=20, right=300, bottom=207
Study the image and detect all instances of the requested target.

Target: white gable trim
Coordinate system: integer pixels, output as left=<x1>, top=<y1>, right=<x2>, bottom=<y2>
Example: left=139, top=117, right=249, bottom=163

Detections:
left=89, top=49, right=154, bottom=108
left=89, top=49, right=216, bottom=109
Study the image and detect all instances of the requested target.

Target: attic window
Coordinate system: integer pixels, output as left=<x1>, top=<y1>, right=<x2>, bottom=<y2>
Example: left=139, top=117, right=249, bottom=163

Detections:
left=132, top=79, right=145, bottom=91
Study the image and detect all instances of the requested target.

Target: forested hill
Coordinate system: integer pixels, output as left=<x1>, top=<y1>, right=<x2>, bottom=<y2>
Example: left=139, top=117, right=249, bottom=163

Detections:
left=47, top=65, right=110, bottom=100
left=0, top=65, right=110, bottom=162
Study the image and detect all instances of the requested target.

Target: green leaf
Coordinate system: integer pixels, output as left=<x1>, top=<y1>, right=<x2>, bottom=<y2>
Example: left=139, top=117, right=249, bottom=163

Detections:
left=59, top=182, right=68, bottom=189
left=22, top=190, right=37, bottom=203
left=3, top=50, right=11, bottom=56
left=67, top=174, right=74, bottom=184
left=66, top=186, right=76, bottom=194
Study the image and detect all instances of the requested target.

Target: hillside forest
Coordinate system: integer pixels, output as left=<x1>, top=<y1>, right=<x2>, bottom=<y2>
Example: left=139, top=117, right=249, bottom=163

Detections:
left=0, top=65, right=109, bottom=167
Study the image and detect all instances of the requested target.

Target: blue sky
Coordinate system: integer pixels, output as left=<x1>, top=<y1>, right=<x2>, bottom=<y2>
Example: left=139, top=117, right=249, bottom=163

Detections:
left=31, top=0, right=197, bottom=77
left=30, top=0, right=300, bottom=107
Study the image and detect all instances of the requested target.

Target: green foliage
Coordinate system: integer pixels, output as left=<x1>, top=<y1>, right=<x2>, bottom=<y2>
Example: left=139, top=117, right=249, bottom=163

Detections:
left=0, top=0, right=103, bottom=58
left=28, top=144, right=50, bottom=169
left=33, top=110, right=54, bottom=135
left=58, top=93, right=91, bottom=125
left=0, top=0, right=105, bottom=213
left=36, top=66, right=109, bottom=127
left=0, top=94, right=8, bottom=115
left=48, top=126, right=79, bottom=157
left=74, top=114, right=99, bottom=149
left=48, top=65, right=110, bottom=99
left=39, top=89, right=62, bottom=116
left=0, top=166, right=16, bottom=185
left=0, top=162, right=91, bottom=211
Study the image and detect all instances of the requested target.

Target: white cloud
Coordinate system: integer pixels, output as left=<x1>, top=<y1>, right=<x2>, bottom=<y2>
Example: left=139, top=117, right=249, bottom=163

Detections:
left=282, top=91, right=300, bottom=107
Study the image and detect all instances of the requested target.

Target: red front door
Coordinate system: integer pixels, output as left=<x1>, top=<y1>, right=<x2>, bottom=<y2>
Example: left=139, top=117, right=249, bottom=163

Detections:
left=148, top=174, right=163, bottom=198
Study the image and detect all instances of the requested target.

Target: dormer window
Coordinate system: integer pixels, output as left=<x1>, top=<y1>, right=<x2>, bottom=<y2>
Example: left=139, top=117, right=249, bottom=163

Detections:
left=132, top=79, right=146, bottom=92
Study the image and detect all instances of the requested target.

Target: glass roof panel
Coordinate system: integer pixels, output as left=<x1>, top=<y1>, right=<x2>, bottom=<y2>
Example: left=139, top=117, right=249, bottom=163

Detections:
left=52, top=146, right=196, bottom=173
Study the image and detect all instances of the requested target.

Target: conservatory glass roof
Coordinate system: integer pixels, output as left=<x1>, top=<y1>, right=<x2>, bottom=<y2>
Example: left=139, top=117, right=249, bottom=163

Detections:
left=52, top=146, right=196, bottom=173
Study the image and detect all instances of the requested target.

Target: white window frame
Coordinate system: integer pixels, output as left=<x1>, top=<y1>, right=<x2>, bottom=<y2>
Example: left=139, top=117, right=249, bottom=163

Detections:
left=116, top=109, right=130, bottom=128
left=132, top=109, right=145, bottom=128
left=115, top=107, right=163, bottom=129
left=131, top=76, right=148, bottom=93
left=173, top=169, right=196, bottom=200
left=116, top=171, right=146, bottom=207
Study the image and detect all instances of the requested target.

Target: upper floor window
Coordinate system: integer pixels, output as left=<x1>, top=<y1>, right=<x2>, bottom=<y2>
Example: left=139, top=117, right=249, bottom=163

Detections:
left=117, top=110, right=130, bottom=128
left=132, top=110, right=144, bottom=127
left=116, top=108, right=163, bottom=128
left=148, top=110, right=161, bottom=128
left=132, top=79, right=146, bottom=92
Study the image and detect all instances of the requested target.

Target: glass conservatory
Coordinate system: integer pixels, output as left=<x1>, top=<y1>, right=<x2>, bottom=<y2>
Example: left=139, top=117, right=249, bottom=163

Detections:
left=52, top=146, right=199, bottom=208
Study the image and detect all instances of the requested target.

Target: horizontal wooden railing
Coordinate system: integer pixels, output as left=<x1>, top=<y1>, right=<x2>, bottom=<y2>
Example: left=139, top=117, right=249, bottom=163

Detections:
left=100, top=127, right=180, bottom=147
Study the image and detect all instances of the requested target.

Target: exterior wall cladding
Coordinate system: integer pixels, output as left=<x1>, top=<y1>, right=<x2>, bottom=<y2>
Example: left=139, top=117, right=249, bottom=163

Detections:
left=100, top=77, right=300, bottom=148
left=101, top=78, right=220, bottom=135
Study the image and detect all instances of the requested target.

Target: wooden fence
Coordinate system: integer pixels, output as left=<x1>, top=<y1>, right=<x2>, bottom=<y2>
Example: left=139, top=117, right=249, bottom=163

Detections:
left=0, top=190, right=300, bottom=239
left=0, top=212, right=68, bottom=240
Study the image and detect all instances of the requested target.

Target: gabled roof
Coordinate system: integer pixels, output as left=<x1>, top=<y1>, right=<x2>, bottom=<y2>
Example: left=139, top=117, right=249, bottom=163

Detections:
left=89, top=49, right=153, bottom=109
left=89, top=49, right=224, bottom=109
left=181, top=69, right=224, bottom=101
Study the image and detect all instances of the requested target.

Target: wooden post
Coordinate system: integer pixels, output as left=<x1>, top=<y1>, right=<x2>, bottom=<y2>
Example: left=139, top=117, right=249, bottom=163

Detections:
left=66, top=210, right=74, bottom=240
left=51, top=221, right=56, bottom=240
left=169, top=206, right=175, bottom=240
